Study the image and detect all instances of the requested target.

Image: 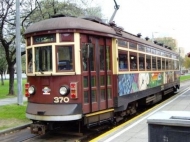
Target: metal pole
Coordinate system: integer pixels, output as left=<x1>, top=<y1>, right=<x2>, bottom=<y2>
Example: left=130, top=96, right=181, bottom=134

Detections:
left=16, top=0, right=23, bottom=105
left=109, top=0, right=119, bottom=23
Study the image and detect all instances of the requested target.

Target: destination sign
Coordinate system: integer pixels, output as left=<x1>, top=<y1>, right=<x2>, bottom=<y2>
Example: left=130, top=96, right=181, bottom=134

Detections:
left=33, top=34, right=56, bottom=44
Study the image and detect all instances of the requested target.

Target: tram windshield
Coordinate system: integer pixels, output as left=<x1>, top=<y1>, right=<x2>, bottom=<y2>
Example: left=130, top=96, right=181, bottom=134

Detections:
left=35, top=46, right=52, bottom=72
left=56, top=46, right=73, bottom=71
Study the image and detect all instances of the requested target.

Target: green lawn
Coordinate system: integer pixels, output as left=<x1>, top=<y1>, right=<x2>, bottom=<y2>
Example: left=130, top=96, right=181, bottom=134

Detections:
left=0, top=102, right=31, bottom=130
left=0, top=79, right=30, bottom=131
left=180, top=74, right=190, bottom=82
left=0, top=79, right=26, bottom=99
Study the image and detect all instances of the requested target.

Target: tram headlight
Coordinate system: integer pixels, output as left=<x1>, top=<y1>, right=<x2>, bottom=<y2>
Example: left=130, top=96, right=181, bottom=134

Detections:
left=59, top=85, right=70, bottom=96
left=28, top=86, right=35, bottom=95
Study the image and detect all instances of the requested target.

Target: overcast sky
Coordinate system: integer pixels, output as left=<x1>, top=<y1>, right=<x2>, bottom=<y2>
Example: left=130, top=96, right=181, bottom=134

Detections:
left=90, top=0, right=190, bottom=54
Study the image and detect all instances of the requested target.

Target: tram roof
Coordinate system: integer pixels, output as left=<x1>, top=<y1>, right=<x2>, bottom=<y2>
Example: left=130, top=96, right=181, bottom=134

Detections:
left=25, top=16, right=177, bottom=55
left=25, top=17, right=116, bottom=35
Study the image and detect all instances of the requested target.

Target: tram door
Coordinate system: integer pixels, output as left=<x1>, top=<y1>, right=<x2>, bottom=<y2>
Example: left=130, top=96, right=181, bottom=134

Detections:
left=81, top=34, right=113, bottom=113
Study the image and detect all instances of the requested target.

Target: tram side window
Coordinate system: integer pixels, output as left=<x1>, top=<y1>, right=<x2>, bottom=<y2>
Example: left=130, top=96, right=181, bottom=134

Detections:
left=56, top=46, right=73, bottom=71
left=81, top=43, right=95, bottom=71
left=106, top=46, right=111, bottom=71
left=152, top=57, right=156, bottom=70
left=118, top=51, right=128, bottom=70
left=139, top=53, right=145, bottom=70
left=166, top=59, right=169, bottom=70
left=168, top=59, right=172, bottom=70
left=146, top=55, right=151, bottom=70
left=35, top=46, right=52, bottom=72
left=157, top=57, right=161, bottom=70
left=130, top=52, right=137, bottom=70
left=162, top=58, right=165, bottom=70
left=100, top=46, right=105, bottom=70
left=174, top=60, right=178, bottom=70
left=171, top=60, right=174, bottom=70
left=27, top=48, right=33, bottom=73
left=177, top=61, right=179, bottom=70
left=129, top=42, right=137, bottom=50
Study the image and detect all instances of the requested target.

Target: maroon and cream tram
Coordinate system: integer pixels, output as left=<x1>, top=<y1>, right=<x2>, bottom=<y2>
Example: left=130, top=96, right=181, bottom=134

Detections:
left=24, top=16, right=180, bottom=134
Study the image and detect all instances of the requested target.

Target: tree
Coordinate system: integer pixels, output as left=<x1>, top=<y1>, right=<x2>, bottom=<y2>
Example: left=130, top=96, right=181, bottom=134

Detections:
left=154, top=37, right=177, bottom=51
left=0, top=44, right=7, bottom=85
left=183, top=55, right=190, bottom=69
left=28, top=0, right=102, bottom=23
left=0, top=0, right=103, bottom=95
left=0, top=0, right=37, bottom=95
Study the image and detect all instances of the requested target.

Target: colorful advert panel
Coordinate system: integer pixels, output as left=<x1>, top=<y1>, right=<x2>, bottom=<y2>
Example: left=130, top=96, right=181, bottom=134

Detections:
left=118, top=72, right=164, bottom=96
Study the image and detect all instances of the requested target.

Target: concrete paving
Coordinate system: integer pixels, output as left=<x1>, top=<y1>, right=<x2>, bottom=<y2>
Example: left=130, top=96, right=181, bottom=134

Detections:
left=0, top=97, right=27, bottom=106
left=91, top=87, right=190, bottom=142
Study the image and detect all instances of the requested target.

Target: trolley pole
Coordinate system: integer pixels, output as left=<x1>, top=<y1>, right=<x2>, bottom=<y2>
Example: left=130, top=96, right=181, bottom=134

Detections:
left=16, top=0, right=23, bottom=105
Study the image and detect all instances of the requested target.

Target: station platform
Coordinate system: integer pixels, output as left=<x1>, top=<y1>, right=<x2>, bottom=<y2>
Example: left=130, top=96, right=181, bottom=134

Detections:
left=90, top=85, right=190, bottom=142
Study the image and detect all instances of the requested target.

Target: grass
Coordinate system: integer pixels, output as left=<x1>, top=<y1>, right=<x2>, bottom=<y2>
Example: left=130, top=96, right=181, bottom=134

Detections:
left=0, top=78, right=30, bottom=131
left=0, top=102, right=31, bottom=130
left=180, top=74, right=190, bottom=82
left=0, top=79, right=26, bottom=99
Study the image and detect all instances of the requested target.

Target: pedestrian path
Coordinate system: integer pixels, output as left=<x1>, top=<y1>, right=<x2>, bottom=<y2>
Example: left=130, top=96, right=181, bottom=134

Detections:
left=0, top=97, right=27, bottom=106
left=90, top=86, right=190, bottom=142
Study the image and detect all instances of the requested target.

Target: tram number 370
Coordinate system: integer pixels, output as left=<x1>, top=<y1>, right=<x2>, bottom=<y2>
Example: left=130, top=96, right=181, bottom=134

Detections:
left=54, top=97, right=70, bottom=103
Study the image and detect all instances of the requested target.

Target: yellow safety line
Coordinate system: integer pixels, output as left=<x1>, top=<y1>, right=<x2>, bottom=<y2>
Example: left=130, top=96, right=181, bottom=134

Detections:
left=85, top=109, right=114, bottom=117
left=90, top=87, right=190, bottom=142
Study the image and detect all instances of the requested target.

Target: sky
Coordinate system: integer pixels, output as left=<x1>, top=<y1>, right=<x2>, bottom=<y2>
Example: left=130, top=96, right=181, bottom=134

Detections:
left=90, top=0, right=190, bottom=54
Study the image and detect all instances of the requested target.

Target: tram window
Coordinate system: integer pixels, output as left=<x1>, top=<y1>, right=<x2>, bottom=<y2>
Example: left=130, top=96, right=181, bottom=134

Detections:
left=158, top=59, right=160, bottom=70
left=83, top=76, right=88, bottom=88
left=91, top=76, right=96, bottom=87
left=130, top=52, right=137, bottom=70
left=139, top=53, right=145, bottom=70
left=106, top=46, right=111, bottom=71
left=156, top=50, right=161, bottom=55
left=35, top=46, right=52, bottom=72
left=151, top=48, right=156, bottom=54
left=157, top=57, right=161, bottom=70
left=174, top=60, right=178, bottom=70
left=60, top=33, right=74, bottom=42
left=100, top=76, right=105, bottom=86
left=166, top=59, right=169, bottom=70
left=92, top=90, right=97, bottom=102
left=81, top=43, right=95, bottom=71
left=146, top=55, right=151, bottom=70
left=118, top=51, right=128, bottom=70
left=101, top=90, right=105, bottom=100
left=171, top=60, right=174, bottom=70
left=168, top=59, right=172, bottom=70
left=146, top=47, right=151, bottom=53
left=177, top=61, right=179, bottom=70
left=162, top=58, right=165, bottom=70
left=107, top=75, right=111, bottom=85
left=27, top=48, right=33, bottom=73
left=107, top=88, right=112, bottom=99
left=152, top=57, right=156, bottom=70
left=129, top=42, right=137, bottom=50
left=118, top=39, right=128, bottom=47
left=161, top=52, right=165, bottom=57
left=138, top=45, right=145, bottom=52
left=56, top=46, right=73, bottom=71
left=100, top=46, right=105, bottom=70
left=83, top=91, right=89, bottom=104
